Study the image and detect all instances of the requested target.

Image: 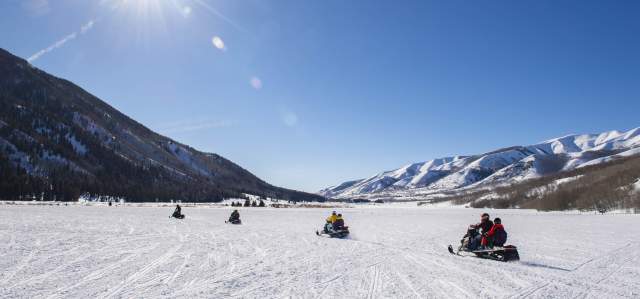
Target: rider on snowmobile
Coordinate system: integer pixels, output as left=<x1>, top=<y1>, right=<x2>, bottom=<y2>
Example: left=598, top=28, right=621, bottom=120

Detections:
left=333, top=214, right=345, bottom=231
left=326, top=211, right=338, bottom=223
left=323, top=211, right=338, bottom=233
left=475, top=213, right=494, bottom=234
left=483, top=217, right=507, bottom=248
left=172, top=204, right=184, bottom=218
left=228, top=209, right=241, bottom=224
left=470, top=213, right=493, bottom=250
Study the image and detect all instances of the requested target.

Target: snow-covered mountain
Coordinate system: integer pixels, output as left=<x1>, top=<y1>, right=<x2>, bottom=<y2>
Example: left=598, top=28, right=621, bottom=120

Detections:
left=320, top=128, right=640, bottom=200
left=0, top=48, right=323, bottom=202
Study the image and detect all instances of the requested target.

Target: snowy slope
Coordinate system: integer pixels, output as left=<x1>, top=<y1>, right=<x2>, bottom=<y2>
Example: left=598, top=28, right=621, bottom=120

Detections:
left=0, top=48, right=323, bottom=202
left=321, top=128, right=640, bottom=199
left=1, top=205, right=639, bottom=298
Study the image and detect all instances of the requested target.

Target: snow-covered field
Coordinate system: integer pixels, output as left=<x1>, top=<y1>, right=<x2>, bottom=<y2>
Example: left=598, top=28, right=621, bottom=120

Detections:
left=1, top=206, right=640, bottom=298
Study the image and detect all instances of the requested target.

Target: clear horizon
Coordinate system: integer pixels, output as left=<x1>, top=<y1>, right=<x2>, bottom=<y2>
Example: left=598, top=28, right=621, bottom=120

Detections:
left=2, top=0, right=639, bottom=192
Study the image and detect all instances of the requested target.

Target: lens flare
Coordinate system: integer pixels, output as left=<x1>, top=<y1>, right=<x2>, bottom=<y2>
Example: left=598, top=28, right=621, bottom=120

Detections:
left=211, top=36, right=225, bottom=50
left=250, top=77, right=262, bottom=90
left=181, top=6, right=192, bottom=17
left=282, top=110, right=298, bottom=127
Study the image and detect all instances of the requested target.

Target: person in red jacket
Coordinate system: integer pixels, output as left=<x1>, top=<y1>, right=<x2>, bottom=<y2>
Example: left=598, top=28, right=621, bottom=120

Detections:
left=482, top=217, right=507, bottom=248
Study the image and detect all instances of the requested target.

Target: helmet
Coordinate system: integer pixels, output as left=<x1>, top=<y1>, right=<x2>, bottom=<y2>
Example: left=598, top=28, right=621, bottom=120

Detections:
left=494, top=217, right=502, bottom=224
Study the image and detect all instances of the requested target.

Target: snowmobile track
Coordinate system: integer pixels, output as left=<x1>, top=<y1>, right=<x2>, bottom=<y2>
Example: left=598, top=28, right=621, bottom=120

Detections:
left=507, top=242, right=639, bottom=298
left=2, top=206, right=640, bottom=298
left=99, top=243, right=182, bottom=298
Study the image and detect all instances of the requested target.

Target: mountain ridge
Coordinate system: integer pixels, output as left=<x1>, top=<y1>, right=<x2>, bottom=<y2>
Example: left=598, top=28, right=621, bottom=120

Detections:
left=320, top=127, right=640, bottom=200
left=0, top=48, right=324, bottom=202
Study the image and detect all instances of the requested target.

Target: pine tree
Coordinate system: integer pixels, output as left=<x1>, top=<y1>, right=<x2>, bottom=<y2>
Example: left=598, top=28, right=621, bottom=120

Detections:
left=259, top=199, right=265, bottom=207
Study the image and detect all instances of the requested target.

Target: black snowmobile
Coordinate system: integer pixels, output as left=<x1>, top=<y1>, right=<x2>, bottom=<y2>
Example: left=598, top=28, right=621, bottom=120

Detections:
left=226, top=210, right=241, bottom=224
left=171, top=212, right=185, bottom=219
left=226, top=218, right=241, bottom=225
left=316, top=222, right=350, bottom=238
left=448, top=226, right=520, bottom=262
left=170, top=205, right=185, bottom=219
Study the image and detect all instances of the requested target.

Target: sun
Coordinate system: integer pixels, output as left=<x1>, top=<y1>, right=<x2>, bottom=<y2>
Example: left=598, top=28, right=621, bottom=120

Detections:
left=105, top=0, right=193, bottom=21
left=117, top=0, right=167, bottom=18
left=100, top=0, right=197, bottom=41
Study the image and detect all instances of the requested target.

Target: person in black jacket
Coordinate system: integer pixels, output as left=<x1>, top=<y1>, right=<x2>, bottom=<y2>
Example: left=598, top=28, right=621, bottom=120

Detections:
left=228, top=210, right=241, bottom=224
left=470, top=213, right=493, bottom=250
left=171, top=204, right=184, bottom=219
left=476, top=213, right=494, bottom=234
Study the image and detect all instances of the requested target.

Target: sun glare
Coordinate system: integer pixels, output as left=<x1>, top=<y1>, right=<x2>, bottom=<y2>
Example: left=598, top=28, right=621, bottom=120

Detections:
left=122, top=0, right=165, bottom=16
left=107, top=0, right=193, bottom=21
left=102, top=0, right=199, bottom=42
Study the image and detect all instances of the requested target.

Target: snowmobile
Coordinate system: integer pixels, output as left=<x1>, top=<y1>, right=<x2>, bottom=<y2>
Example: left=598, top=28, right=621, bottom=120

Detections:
left=226, top=218, right=241, bottom=225
left=226, top=210, right=241, bottom=224
left=316, top=223, right=350, bottom=238
left=170, top=205, right=185, bottom=219
left=448, top=226, right=519, bottom=262
left=170, top=212, right=185, bottom=219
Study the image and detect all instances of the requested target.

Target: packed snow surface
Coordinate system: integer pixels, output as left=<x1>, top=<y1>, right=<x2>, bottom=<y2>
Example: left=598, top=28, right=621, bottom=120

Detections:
left=1, top=205, right=640, bottom=298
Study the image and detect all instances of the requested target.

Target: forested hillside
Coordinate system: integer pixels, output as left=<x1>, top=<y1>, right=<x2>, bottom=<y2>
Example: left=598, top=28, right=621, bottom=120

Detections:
left=0, top=48, right=324, bottom=202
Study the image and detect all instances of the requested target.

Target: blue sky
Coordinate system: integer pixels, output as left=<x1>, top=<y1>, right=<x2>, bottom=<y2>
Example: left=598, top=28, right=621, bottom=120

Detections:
left=2, top=0, right=639, bottom=192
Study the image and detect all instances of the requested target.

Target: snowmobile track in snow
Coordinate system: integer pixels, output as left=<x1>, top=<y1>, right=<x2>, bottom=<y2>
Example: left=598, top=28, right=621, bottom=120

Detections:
left=2, top=206, right=640, bottom=298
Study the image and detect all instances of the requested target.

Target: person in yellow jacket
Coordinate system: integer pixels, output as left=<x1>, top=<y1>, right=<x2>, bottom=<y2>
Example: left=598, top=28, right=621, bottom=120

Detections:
left=326, top=211, right=338, bottom=223
left=324, top=211, right=338, bottom=233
